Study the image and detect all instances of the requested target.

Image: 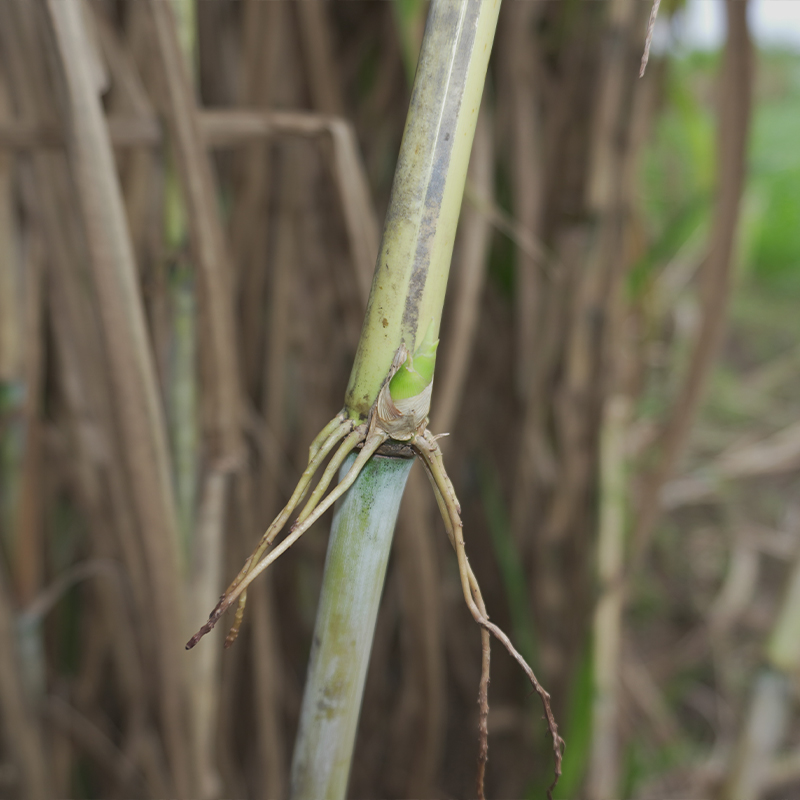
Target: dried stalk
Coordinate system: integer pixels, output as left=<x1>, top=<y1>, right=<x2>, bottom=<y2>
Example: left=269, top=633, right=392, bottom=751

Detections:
left=327, top=118, right=380, bottom=305
left=631, top=0, right=753, bottom=572
left=589, top=395, right=630, bottom=800
left=0, top=568, right=51, bottom=800
left=392, top=468, right=444, bottom=799
left=147, top=0, right=242, bottom=466
left=723, top=670, right=792, bottom=800
left=232, top=0, right=280, bottom=395
left=0, top=72, right=45, bottom=607
left=295, top=1, right=345, bottom=116
left=45, top=2, right=190, bottom=794
left=253, top=140, right=306, bottom=800
left=7, top=20, right=159, bottom=789
left=90, top=7, right=160, bottom=269
left=146, top=3, right=248, bottom=795
left=239, top=473, right=286, bottom=800
left=583, top=2, right=646, bottom=796
left=0, top=73, right=21, bottom=387
left=721, top=513, right=800, bottom=798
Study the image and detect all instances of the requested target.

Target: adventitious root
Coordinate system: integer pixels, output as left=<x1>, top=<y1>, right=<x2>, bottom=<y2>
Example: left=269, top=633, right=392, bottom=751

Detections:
left=424, top=459, right=491, bottom=798
left=224, top=589, right=247, bottom=648
left=186, top=413, right=362, bottom=649
left=414, top=430, right=565, bottom=800
left=186, top=345, right=563, bottom=798
left=218, top=429, right=388, bottom=611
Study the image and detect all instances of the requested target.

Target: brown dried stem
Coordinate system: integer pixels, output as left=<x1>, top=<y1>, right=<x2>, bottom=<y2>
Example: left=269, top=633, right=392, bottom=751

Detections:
left=392, top=470, right=445, bottom=798
left=45, top=1, right=190, bottom=792
left=0, top=568, right=51, bottom=800
left=631, top=0, right=753, bottom=572
left=147, top=0, right=243, bottom=466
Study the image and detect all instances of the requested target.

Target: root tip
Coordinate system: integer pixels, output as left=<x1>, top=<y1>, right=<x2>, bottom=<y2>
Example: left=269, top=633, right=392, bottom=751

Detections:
left=185, top=627, right=207, bottom=650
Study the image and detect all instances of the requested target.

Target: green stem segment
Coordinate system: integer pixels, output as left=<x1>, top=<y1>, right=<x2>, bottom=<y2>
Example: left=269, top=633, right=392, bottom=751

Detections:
left=345, top=0, right=501, bottom=420
left=290, top=454, right=414, bottom=799
left=291, top=2, right=500, bottom=797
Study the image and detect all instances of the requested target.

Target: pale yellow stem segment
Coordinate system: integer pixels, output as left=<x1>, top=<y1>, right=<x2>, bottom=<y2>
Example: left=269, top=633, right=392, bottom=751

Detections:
left=345, top=0, right=501, bottom=420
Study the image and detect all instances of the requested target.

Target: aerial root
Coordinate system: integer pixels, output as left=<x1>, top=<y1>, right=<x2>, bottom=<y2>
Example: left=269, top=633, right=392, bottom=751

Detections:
left=297, top=428, right=367, bottom=523
left=420, top=451, right=490, bottom=798
left=245, top=417, right=355, bottom=571
left=476, top=616, right=491, bottom=799
left=415, top=431, right=564, bottom=800
left=224, top=589, right=247, bottom=649
left=308, top=410, right=348, bottom=462
left=218, top=429, right=388, bottom=611
left=185, top=415, right=360, bottom=650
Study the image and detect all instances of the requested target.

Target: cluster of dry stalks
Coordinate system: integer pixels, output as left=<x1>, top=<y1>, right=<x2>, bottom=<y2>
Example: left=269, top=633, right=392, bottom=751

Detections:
left=1, top=1, right=783, bottom=799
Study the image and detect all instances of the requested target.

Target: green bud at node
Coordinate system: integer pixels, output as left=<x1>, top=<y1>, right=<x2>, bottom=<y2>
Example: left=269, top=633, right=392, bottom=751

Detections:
left=388, top=322, right=439, bottom=401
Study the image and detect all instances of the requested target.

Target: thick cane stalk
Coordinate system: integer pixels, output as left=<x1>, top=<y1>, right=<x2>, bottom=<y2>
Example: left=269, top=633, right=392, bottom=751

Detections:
left=343, top=0, right=501, bottom=420
left=290, top=4, right=500, bottom=798
left=290, top=454, right=414, bottom=799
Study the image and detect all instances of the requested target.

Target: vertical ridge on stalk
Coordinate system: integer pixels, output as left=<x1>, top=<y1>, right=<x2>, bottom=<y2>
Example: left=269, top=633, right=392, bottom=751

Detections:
left=345, top=0, right=501, bottom=420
